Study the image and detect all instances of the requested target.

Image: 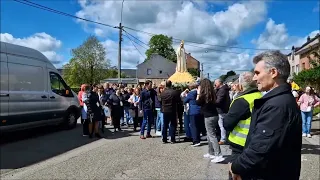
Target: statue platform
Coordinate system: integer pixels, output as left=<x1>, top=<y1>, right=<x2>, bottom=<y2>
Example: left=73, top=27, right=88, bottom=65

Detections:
left=168, top=71, right=195, bottom=84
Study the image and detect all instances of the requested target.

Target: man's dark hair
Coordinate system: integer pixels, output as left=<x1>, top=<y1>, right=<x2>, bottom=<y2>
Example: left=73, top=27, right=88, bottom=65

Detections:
left=145, top=80, right=152, bottom=85
left=166, top=80, right=172, bottom=88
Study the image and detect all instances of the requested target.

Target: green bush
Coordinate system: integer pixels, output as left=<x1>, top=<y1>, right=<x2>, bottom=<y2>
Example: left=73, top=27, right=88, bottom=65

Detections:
left=71, top=87, right=80, bottom=94
left=313, top=107, right=320, bottom=116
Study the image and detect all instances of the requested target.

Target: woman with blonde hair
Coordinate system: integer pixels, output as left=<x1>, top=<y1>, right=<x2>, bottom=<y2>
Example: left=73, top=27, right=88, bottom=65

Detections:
left=129, top=88, right=142, bottom=132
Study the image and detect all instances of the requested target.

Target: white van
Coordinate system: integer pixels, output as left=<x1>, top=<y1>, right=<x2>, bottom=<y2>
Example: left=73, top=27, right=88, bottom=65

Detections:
left=0, top=41, right=80, bottom=132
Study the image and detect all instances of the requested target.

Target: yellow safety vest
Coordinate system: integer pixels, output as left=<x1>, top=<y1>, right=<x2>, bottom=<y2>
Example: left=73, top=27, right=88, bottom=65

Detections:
left=228, top=92, right=262, bottom=147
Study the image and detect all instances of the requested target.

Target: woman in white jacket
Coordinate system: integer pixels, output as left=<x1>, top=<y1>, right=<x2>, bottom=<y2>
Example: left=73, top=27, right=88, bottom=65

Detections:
left=128, top=88, right=141, bottom=132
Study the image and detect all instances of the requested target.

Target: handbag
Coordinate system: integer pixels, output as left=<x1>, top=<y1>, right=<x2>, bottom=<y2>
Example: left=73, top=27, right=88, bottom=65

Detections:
left=138, top=107, right=143, bottom=117
left=103, top=106, right=110, bottom=117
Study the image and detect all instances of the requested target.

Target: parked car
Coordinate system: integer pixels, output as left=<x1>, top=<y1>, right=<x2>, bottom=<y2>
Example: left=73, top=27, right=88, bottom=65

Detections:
left=0, top=41, right=80, bottom=133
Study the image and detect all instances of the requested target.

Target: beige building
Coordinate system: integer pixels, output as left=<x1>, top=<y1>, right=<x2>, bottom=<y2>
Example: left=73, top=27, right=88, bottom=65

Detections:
left=288, top=33, right=320, bottom=77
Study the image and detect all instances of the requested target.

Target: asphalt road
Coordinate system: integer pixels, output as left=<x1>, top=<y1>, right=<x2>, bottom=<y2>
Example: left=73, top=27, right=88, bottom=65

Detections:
left=0, top=121, right=319, bottom=180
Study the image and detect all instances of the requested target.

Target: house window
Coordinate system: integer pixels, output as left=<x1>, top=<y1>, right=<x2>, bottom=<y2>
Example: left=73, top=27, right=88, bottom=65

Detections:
left=159, top=70, right=162, bottom=74
left=295, top=65, right=299, bottom=73
left=291, top=66, right=295, bottom=75
left=147, top=69, right=152, bottom=75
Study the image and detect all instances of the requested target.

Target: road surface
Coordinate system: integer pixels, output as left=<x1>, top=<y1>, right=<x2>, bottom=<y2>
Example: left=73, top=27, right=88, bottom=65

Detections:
left=0, top=121, right=319, bottom=180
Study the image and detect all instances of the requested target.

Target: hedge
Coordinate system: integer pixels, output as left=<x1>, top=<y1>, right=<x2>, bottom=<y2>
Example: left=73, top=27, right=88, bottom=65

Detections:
left=314, top=107, right=320, bottom=116
left=71, top=87, right=80, bottom=94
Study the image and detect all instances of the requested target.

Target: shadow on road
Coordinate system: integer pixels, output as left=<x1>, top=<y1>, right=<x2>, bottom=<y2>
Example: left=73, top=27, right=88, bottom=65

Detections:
left=301, top=143, right=320, bottom=155
left=0, top=123, right=132, bottom=171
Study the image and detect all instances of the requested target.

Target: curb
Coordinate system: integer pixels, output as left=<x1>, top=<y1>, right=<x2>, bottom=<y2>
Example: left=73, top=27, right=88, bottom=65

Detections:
left=303, top=135, right=320, bottom=146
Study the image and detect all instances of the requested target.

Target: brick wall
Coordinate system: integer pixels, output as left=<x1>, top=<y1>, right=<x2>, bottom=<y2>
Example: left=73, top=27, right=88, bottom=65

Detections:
left=186, top=53, right=200, bottom=70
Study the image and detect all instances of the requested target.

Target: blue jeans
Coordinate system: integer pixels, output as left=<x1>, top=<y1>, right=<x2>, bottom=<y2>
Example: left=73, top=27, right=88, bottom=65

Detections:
left=183, top=112, right=191, bottom=138
left=301, top=111, right=313, bottom=134
left=156, top=109, right=163, bottom=131
left=140, top=109, right=153, bottom=136
left=124, top=106, right=132, bottom=124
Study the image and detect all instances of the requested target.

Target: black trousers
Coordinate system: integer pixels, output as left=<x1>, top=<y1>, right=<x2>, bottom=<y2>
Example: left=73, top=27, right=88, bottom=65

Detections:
left=177, top=105, right=184, bottom=130
left=162, top=112, right=177, bottom=142
left=133, top=108, right=139, bottom=129
left=83, top=119, right=89, bottom=135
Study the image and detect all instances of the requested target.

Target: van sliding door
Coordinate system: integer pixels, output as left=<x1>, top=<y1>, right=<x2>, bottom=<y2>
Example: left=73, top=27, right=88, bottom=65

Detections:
left=7, top=54, right=49, bottom=125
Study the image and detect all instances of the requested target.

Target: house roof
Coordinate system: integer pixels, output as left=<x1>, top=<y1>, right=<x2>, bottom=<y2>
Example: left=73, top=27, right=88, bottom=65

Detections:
left=100, top=78, right=137, bottom=84
left=224, top=74, right=239, bottom=83
left=287, top=33, right=320, bottom=56
left=137, top=54, right=176, bottom=79
left=186, top=53, right=199, bottom=63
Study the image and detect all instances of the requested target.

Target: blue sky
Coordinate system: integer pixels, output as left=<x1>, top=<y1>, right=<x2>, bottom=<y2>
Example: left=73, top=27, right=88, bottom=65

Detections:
left=1, top=0, right=319, bottom=78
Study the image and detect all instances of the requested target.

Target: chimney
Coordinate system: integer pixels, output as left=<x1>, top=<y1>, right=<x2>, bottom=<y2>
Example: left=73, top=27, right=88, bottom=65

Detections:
left=307, top=36, right=311, bottom=42
left=291, top=46, right=295, bottom=60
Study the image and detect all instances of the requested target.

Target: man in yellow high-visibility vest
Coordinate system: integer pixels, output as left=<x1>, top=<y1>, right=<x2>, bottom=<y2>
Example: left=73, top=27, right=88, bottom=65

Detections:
left=223, top=71, right=262, bottom=180
left=288, top=78, right=300, bottom=91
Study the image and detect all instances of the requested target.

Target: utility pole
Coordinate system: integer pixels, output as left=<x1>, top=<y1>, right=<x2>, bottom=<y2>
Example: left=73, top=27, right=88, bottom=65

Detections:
left=200, top=63, right=204, bottom=79
left=207, top=73, right=209, bottom=79
left=136, top=61, right=139, bottom=84
left=117, top=22, right=123, bottom=84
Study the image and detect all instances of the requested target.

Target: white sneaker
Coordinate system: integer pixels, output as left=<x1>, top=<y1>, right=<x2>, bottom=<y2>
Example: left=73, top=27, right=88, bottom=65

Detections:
left=211, top=156, right=225, bottom=163
left=307, top=134, right=312, bottom=138
left=203, top=153, right=215, bottom=159
left=192, top=143, right=201, bottom=147
left=302, top=133, right=307, bottom=137
left=156, top=131, right=162, bottom=136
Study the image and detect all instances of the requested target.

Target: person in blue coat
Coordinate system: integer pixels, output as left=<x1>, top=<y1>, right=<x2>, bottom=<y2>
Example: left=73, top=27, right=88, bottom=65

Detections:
left=184, top=82, right=202, bottom=146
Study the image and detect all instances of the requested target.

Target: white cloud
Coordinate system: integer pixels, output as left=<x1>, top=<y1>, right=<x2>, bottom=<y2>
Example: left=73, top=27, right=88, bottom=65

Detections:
left=75, top=0, right=268, bottom=79
left=252, top=18, right=319, bottom=53
left=101, top=39, right=143, bottom=69
left=0, top=32, right=63, bottom=65
left=94, top=28, right=104, bottom=37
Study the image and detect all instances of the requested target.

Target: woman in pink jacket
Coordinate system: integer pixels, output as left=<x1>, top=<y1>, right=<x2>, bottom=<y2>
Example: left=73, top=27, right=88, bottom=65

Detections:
left=298, top=87, right=320, bottom=138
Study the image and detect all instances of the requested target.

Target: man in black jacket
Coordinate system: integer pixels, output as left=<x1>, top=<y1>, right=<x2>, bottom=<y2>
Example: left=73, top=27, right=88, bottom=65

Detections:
left=160, top=80, right=180, bottom=143
left=229, top=51, right=302, bottom=180
left=139, top=80, right=156, bottom=139
left=214, top=79, right=231, bottom=144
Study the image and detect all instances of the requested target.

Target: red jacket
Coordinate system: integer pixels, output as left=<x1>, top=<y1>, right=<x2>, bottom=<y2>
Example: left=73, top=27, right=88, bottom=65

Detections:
left=78, top=84, right=86, bottom=106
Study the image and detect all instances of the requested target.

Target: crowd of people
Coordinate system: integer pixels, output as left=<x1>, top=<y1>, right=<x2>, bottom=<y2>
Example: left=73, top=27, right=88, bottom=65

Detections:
left=77, top=50, right=320, bottom=180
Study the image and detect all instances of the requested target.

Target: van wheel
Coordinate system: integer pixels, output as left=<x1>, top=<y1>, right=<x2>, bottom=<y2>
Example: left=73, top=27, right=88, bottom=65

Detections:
left=65, top=111, right=77, bottom=129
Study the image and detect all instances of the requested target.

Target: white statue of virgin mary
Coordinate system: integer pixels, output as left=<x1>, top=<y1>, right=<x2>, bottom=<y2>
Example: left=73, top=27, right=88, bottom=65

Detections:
left=176, top=40, right=187, bottom=73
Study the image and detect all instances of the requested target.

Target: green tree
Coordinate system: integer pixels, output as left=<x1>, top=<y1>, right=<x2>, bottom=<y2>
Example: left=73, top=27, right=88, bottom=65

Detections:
left=105, top=69, right=127, bottom=78
left=145, top=34, right=177, bottom=62
left=219, top=70, right=236, bottom=82
left=188, top=68, right=199, bottom=77
left=62, top=36, right=110, bottom=87
left=226, top=70, right=236, bottom=77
